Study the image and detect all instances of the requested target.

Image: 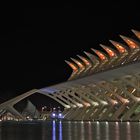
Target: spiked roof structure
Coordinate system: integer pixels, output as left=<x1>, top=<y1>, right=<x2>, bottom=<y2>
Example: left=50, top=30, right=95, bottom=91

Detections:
left=65, top=29, right=140, bottom=80
left=1, top=29, right=140, bottom=121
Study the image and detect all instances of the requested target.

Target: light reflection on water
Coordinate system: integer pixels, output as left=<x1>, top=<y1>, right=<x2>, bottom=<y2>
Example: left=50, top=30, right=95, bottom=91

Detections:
left=96, top=121, right=100, bottom=140
left=115, top=122, right=120, bottom=140
left=59, top=121, right=62, bottom=140
left=80, top=121, right=85, bottom=140
left=126, top=122, right=131, bottom=140
left=1, top=121, right=140, bottom=140
left=88, top=121, right=92, bottom=140
left=67, top=121, right=72, bottom=140
left=105, top=122, right=109, bottom=140
left=52, top=120, right=56, bottom=140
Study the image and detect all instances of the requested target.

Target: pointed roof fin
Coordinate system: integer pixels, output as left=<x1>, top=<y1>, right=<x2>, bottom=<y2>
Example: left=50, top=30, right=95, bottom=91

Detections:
left=100, top=44, right=116, bottom=57
left=91, top=48, right=106, bottom=60
left=120, top=35, right=139, bottom=49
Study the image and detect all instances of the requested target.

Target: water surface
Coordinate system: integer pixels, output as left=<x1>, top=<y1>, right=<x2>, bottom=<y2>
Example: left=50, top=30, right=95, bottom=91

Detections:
left=0, top=121, right=140, bottom=140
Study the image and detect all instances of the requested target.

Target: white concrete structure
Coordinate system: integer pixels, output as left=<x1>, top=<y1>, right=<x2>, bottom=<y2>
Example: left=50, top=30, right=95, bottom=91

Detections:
left=1, top=29, right=140, bottom=121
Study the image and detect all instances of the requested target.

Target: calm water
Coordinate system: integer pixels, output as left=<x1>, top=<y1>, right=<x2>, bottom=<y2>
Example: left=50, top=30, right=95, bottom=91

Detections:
left=0, top=121, right=140, bottom=140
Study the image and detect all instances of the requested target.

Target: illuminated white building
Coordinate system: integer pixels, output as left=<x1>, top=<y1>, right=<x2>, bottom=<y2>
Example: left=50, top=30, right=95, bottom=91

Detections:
left=0, top=29, right=140, bottom=121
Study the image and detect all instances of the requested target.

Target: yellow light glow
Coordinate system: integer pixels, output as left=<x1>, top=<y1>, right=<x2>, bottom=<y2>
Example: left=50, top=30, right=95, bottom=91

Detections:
left=71, top=58, right=84, bottom=69
left=120, top=35, right=138, bottom=49
left=91, top=49, right=106, bottom=60
left=65, top=60, right=78, bottom=72
left=101, top=45, right=116, bottom=57
left=110, top=40, right=127, bottom=53
left=78, top=55, right=91, bottom=66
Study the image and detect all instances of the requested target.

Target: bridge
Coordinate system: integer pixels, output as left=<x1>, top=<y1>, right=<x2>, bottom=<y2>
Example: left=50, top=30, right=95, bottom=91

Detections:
left=0, top=29, right=140, bottom=121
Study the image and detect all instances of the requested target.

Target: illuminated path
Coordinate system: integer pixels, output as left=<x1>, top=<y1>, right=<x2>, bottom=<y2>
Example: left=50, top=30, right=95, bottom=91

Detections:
left=1, top=30, right=140, bottom=121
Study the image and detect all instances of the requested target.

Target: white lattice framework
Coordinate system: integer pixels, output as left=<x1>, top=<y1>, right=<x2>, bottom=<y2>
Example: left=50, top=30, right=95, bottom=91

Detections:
left=1, top=29, right=140, bottom=121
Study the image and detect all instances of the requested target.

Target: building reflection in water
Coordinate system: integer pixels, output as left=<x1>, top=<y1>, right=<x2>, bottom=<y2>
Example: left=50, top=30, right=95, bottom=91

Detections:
left=80, top=121, right=85, bottom=140
left=139, top=122, right=140, bottom=133
left=51, top=121, right=139, bottom=140
left=88, top=121, right=92, bottom=140
left=115, top=122, right=120, bottom=140
left=105, top=122, right=109, bottom=140
left=59, top=121, right=62, bottom=140
left=2, top=120, right=140, bottom=140
left=96, top=121, right=101, bottom=140
left=74, top=121, right=78, bottom=139
left=68, top=121, right=72, bottom=140
left=126, top=122, right=131, bottom=140
left=52, top=120, right=63, bottom=140
left=52, top=120, right=56, bottom=140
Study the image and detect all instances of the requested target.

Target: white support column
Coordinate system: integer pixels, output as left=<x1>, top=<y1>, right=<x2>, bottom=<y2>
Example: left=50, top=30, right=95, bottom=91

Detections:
left=91, top=85, right=117, bottom=120
left=0, top=89, right=38, bottom=119
left=64, top=108, right=77, bottom=119
left=111, top=104, right=126, bottom=120
left=82, top=106, right=98, bottom=120
left=38, top=90, right=70, bottom=108
left=72, top=107, right=88, bottom=120
left=122, top=103, right=139, bottom=120
left=73, top=87, right=99, bottom=106
left=90, top=105, right=106, bottom=120
left=98, top=81, right=129, bottom=120
left=66, top=107, right=81, bottom=120
left=112, top=79, right=140, bottom=120
left=61, top=91, right=79, bottom=107
left=53, top=93, right=74, bottom=107
left=0, top=89, right=38, bottom=110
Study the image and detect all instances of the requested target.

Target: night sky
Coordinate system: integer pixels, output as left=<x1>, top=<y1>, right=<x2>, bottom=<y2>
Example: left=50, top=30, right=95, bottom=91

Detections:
left=0, top=4, right=140, bottom=106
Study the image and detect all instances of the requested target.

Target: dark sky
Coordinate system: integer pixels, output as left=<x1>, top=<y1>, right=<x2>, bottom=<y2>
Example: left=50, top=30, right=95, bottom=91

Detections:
left=0, top=3, right=140, bottom=104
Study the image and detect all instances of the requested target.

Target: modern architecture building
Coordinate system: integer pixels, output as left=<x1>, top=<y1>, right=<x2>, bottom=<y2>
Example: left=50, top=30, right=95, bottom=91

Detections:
left=0, top=29, right=140, bottom=121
